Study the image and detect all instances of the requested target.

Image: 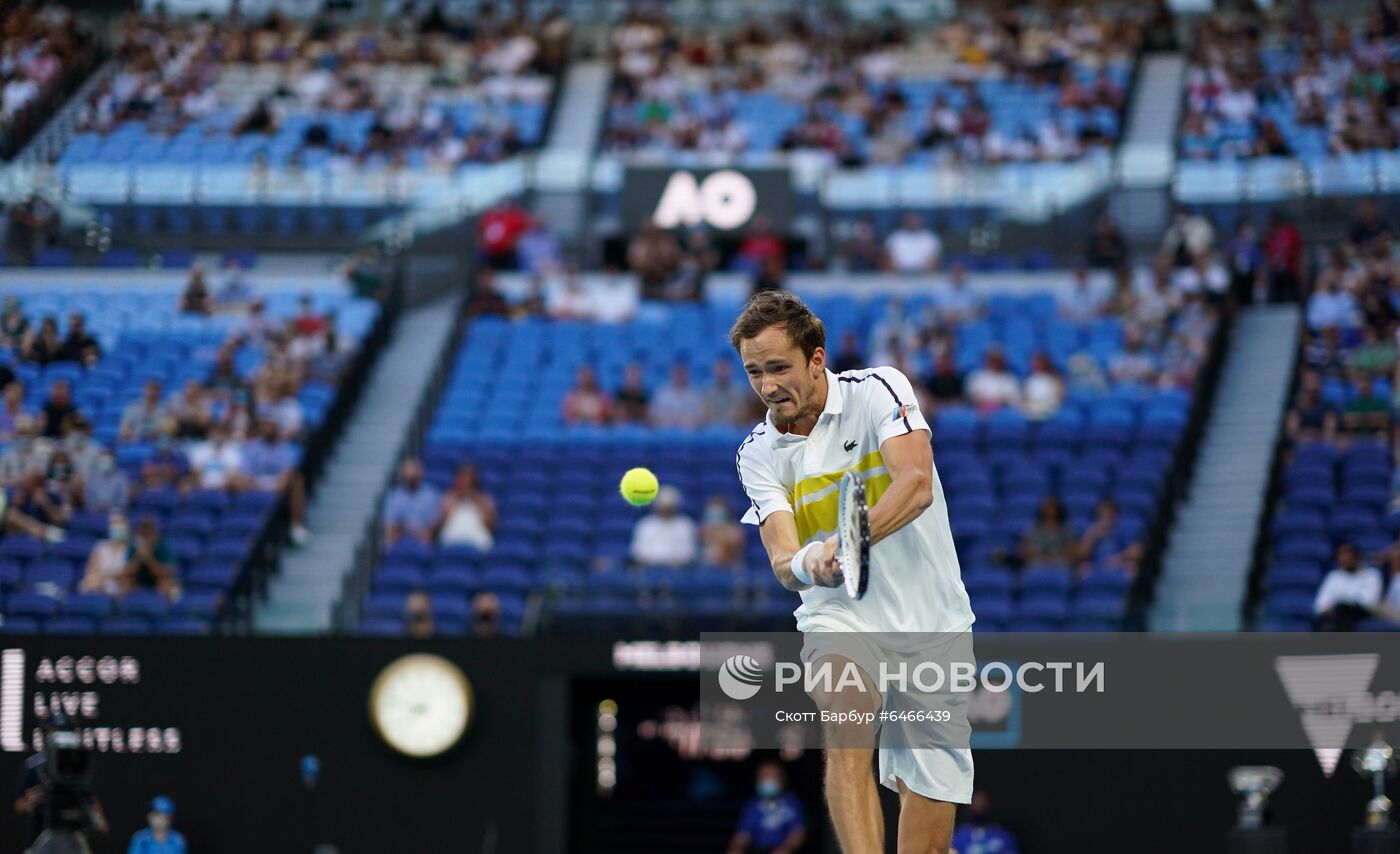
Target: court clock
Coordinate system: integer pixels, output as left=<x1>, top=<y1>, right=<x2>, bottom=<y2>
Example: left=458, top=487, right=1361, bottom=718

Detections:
left=368, top=653, right=473, bottom=758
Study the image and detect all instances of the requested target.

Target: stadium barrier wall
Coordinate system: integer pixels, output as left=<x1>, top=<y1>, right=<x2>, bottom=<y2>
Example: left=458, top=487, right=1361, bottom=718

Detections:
left=0, top=635, right=1384, bottom=853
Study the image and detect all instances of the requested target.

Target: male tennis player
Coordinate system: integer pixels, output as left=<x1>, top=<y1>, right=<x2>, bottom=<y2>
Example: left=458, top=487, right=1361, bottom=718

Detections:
left=732, top=291, right=975, bottom=854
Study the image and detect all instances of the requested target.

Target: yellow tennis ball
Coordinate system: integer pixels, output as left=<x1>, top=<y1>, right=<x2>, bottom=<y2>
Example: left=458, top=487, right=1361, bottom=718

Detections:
left=619, top=467, right=659, bottom=507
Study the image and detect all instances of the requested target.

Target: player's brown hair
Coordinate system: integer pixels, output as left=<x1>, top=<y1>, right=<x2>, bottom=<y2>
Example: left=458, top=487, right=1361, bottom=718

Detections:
left=728, top=291, right=826, bottom=360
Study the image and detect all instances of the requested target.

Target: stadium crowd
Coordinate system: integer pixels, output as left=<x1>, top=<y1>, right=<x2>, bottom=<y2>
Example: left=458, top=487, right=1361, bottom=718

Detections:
left=0, top=4, right=91, bottom=151
left=0, top=270, right=365, bottom=634
left=1181, top=4, right=1400, bottom=159
left=67, top=7, right=563, bottom=168
left=603, top=5, right=1139, bottom=165
left=1257, top=198, right=1400, bottom=630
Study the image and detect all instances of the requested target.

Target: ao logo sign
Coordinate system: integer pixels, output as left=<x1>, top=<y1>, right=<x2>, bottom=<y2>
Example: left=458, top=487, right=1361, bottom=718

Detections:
left=652, top=170, right=757, bottom=230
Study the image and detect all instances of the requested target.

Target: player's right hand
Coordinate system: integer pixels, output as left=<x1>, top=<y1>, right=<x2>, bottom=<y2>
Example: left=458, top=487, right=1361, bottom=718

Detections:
left=807, top=537, right=843, bottom=588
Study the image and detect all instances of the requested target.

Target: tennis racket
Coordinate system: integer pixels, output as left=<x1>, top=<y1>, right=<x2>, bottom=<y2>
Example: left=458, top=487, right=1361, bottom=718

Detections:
left=836, top=470, right=870, bottom=600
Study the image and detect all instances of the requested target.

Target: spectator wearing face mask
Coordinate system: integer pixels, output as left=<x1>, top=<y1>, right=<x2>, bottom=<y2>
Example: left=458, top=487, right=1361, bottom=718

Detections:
left=383, top=459, right=442, bottom=546
left=127, top=795, right=186, bottom=854
left=122, top=517, right=179, bottom=599
left=81, top=513, right=132, bottom=596
left=726, top=762, right=806, bottom=854
left=699, top=496, right=744, bottom=569
left=61, top=414, right=101, bottom=478
left=0, top=416, right=51, bottom=487
left=404, top=590, right=435, bottom=639
left=951, top=790, right=1020, bottom=854
left=472, top=591, right=501, bottom=638
left=81, top=450, right=130, bottom=514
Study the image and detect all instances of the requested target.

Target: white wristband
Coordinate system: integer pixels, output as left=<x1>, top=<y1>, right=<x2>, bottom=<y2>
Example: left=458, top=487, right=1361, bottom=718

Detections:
left=790, top=542, right=820, bottom=586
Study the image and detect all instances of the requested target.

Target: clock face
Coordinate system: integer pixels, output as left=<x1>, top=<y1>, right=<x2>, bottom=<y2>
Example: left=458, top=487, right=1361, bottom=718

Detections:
left=369, top=654, right=473, bottom=758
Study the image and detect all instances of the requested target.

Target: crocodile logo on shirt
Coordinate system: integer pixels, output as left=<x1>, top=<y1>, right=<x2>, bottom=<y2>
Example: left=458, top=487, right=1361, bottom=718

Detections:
left=843, top=440, right=857, bottom=452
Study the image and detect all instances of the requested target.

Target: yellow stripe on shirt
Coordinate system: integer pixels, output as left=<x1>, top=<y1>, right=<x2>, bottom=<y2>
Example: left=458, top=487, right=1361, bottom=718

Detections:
left=792, top=451, right=893, bottom=543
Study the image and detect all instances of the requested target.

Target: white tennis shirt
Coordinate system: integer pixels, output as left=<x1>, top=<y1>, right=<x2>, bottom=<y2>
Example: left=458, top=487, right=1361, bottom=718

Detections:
left=738, top=367, right=975, bottom=635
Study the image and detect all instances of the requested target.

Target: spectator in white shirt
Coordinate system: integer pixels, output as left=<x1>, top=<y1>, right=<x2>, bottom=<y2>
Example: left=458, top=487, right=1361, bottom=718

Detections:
left=630, top=486, right=697, bottom=567
left=1058, top=266, right=1104, bottom=324
left=1315, top=543, right=1384, bottom=630
left=257, top=382, right=304, bottom=441
left=545, top=272, right=596, bottom=321
left=967, top=348, right=1022, bottom=413
left=1161, top=207, right=1216, bottom=267
left=1306, top=276, right=1361, bottom=332
left=884, top=213, right=942, bottom=274
left=1169, top=254, right=1230, bottom=299
left=187, top=424, right=248, bottom=491
left=650, top=363, right=705, bottom=430
left=1216, top=79, right=1259, bottom=124
left=1022, top=353, right=1065, bottom=420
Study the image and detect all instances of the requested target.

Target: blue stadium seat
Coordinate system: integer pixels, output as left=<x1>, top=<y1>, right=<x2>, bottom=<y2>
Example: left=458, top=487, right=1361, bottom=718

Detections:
left=45, top=616, right=96, bottom=634
left=1021, top=567, right=1073, bottom=596
left=7, top=592, right=58, bottom=619
left=186, top=562, right=239, bottom=593
left=62, top=593, right=114, bottom=619
left=171, top=591, right=223, bottom=620
left=99, top=616, right=153, bottom=634
left=117, top=590, right=171, bottom=620
left=363, top=593, right=408, bottom=620
left=153, top=616, right=210, bottom=635
left=376, top=566, right=427, bottom=593
left=1266, top=590, right=1316, bottom=621
left=358, top=617, right=405, bottom=637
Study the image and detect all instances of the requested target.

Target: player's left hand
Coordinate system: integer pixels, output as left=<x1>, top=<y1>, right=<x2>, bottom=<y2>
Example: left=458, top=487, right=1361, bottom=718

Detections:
left=809, top=537, right=843, bottom=588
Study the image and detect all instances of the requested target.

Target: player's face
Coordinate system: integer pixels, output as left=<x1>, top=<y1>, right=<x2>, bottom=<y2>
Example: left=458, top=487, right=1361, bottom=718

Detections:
left=739, top=325, right=824, bottom=426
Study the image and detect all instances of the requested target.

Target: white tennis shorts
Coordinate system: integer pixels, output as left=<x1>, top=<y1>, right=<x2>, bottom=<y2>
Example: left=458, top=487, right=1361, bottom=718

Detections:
left=800, top=619, right=975, bottom=805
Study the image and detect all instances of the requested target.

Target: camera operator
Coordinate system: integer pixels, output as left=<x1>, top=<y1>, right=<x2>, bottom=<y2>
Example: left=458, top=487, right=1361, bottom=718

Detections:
left=12, top=712, right=107, bottom=854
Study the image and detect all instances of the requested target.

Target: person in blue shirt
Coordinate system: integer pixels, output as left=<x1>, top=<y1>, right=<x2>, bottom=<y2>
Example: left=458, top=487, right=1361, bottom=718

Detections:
left=382, top=458, right=442, bottom=546
left=244, top=420, right=309, bottom=545
left=951, top=790, right=1019, bottom=854
left=727, top=762, right=807, bottom=854
left=128, top=795, right=186, bottom=854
